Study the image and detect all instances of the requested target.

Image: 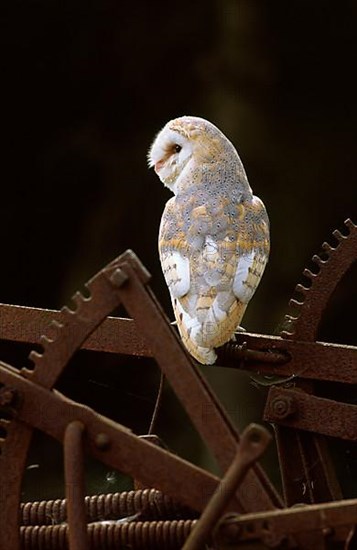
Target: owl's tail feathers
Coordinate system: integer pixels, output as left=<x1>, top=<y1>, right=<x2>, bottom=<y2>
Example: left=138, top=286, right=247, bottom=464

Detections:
left=184, top=340, right=217, bottom=365
left=173, top=296, right=247, bottom=365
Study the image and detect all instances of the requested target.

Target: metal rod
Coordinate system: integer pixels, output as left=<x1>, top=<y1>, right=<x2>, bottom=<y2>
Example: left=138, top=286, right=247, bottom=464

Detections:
left=64, top=421, right=88, bottom=550
left=182, top=424, right=271, bottom=550
left=1, top=303, right=357, bottom=385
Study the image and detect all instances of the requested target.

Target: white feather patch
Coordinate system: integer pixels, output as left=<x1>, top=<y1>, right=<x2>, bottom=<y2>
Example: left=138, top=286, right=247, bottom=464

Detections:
left=162, top=251, right=190, bottom=298
left=233, top=251, right=257, bottom=304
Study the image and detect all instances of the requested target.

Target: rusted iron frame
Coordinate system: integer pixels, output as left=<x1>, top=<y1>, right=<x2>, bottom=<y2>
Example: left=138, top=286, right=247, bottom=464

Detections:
left=183, top=424, right=271, bottom=550
left=0, top=252, right=142, bottom=550
left=0, top=360, right=236, bottom=513
left=264, top=387, right=357, bottom=441
left=0, top=229, right=354, bottom=544
left=64, top=420, right=88, bottom=550
left=269, top=221, right=357, bottom=508
left=1, top=302, right=356, bottom=385
left=1, top=246, right=271, bottom=550
left=110, top=253, right=281, bottom=512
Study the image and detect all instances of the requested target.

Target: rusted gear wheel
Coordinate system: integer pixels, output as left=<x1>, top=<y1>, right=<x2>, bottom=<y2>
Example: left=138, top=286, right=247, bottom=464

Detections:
left=281, top=218, right=357, bottom=342
left=0, top=255, right=130, bottom=550
left=275, top=218, right=357, bottom=506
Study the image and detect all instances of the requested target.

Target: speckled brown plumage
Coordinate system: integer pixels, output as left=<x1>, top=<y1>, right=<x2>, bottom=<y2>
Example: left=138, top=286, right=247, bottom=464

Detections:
left=148, top=116, right=269, bottom=364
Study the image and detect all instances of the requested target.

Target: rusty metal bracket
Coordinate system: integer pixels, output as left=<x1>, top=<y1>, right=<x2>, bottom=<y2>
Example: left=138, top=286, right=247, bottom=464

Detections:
left=264, top=387, right=357, bottom=441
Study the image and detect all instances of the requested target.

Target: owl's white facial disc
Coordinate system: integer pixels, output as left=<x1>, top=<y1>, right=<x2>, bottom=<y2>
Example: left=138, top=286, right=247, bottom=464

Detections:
left=148, top=127, right=193, bottom=191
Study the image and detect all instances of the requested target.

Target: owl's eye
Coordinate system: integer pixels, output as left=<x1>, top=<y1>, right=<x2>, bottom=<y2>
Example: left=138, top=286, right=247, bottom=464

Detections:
left=174, top=144, right=182, bottom=153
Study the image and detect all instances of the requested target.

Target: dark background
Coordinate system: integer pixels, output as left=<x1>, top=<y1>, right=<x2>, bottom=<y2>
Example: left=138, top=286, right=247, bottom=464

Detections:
left=1, top=0, right=357, bottom=500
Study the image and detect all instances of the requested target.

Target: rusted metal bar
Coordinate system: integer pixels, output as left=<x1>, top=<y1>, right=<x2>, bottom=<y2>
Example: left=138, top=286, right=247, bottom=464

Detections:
left=110, top=253, right=282, bottom=512
left=0, top=303, right=150, bottom=357
left=0, top=361, right=238, bottom=514
left=64, top=421, right=88, bottom=550
left=265, top=386, right=357, bottom=441
left=1, top=302, right=357, bottom=385
left=215, top=497, right=356, bottom=546
left=182, top=424, right=271, bottom=550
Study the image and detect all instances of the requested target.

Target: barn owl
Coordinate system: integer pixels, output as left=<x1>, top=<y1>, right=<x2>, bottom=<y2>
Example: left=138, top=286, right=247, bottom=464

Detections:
left=148, top=116, right=270, bottom=365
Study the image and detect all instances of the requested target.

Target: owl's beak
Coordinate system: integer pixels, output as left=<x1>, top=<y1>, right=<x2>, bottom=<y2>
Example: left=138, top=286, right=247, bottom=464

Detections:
left=154, top=159, right=165, bottom=174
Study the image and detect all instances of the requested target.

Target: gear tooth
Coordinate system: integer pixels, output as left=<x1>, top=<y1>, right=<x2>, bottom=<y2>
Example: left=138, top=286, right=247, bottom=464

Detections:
left=61, top=305, right=75, bottom=316
left=322, top=241, right=333, bottom=253
left=39, top=335, right=53, bottom=347
left=28, top=350, right=43, bottom=365
left=72, top=291, right=85, bottom=308
left=50, top=319, right=64, bottom=329
left=285, top=314, right=298, bottom=321
left=21, top=367, right=34, bottom=377
left=333, top=229, right=345, bottom=242
left=289, top=299, right=303, bottom=309
left=46, top=319, right=63, bottom=340
left=82, top=284, right=92, bottom=300
left=312, top=254, right=325, bottom=267
left=344, top=218, right=356, bottom=231
left=303, top=268, right=316, bottom=279
left=71, top=289, right=91, bottom=309
left=295, top=283, right=308, bottom=295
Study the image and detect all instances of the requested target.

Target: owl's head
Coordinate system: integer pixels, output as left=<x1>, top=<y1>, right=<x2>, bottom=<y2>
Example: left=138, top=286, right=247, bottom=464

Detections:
left=148, top=116, right=238, bottom=192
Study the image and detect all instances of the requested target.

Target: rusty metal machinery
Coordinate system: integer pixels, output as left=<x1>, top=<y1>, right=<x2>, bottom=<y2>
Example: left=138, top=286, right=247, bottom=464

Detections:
left=0, top=218, right=356, bottom=549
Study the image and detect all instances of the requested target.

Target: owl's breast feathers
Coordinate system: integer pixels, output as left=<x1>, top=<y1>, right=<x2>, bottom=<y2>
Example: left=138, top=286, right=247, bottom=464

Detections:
left=159, top=190, right=269, bottom=364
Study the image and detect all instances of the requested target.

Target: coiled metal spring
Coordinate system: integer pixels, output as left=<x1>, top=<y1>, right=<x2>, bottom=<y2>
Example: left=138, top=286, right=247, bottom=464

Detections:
left=21, top=488, right=197, bottom=526
left=21, top=520, right=197, bottom=549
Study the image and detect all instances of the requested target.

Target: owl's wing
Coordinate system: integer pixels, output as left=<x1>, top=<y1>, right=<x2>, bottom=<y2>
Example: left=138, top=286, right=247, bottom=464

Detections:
left=159, top=198, right=190, bottom=299
left=232, top=196, right=270, bottom=304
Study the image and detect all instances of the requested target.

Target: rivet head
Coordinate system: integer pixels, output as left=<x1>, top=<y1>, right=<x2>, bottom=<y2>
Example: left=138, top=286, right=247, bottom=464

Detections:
left=94, top=433, right=111, bottom=450
left=109, top=268, right=129, bottom=288
left=270, top=396, right=297, bottom=420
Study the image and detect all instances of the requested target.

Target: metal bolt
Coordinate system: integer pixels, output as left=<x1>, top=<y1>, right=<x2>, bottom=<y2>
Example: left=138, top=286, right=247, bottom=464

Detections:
left=94, top=433, right=111, bottom=450
left=270, top=396, right=297, bottom=420
left=109, top=268, right=129, bottom=288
